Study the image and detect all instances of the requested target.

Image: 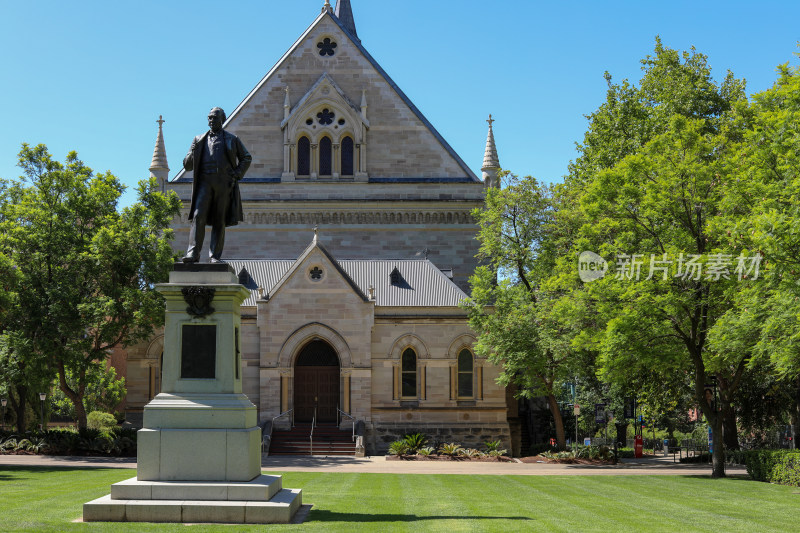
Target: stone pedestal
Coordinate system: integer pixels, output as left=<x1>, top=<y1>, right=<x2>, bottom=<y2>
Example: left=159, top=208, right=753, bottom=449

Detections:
left=84, top=264, right=302, bottom=524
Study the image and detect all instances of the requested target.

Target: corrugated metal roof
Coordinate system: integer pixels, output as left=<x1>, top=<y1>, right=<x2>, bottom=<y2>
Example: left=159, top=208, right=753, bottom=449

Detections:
left=227, top=259, right=468, bottom=308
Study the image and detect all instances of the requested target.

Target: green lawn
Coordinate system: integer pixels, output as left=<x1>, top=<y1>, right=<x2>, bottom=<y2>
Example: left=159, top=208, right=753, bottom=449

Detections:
left=0, top=467, right=798, bottom=532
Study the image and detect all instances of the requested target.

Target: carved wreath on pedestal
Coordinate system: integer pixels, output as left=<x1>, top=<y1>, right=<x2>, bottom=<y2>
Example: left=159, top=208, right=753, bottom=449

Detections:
left=182, top=287, right=216, bottom=318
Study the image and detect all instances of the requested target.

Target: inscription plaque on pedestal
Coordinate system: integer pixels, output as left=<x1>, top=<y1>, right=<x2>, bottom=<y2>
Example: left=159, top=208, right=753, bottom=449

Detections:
left=181, top=324, right=216, bottom=379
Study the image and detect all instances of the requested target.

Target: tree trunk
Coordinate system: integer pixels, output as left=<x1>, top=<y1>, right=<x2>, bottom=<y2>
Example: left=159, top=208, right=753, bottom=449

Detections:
left=721, top=403, right=739, bottom=451
left=693, top=365, right=725, bottom=477
left=794, top=375, right=800, bottom=448
left=711, top=417, right=726, bottom=478
left=547, top=393, right=566, bottom=450
left=57, top=362, right=87, bottom=429
left=11, top=385, right=27, bottom=433
left=615, top=422, right=628, bottom=448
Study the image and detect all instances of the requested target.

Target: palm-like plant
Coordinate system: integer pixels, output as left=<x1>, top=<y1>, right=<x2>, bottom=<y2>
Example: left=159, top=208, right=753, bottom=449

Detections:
left=439, top=442, right=463, bottom=457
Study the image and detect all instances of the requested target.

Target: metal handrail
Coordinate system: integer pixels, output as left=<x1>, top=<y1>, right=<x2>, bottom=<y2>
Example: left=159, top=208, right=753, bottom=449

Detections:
left=272, top=409, right=294, bottom=427
left=310, top=407, right=316, bottom=456
left=337, top=408, right=357, bottom=441
left=262, top=409, right=294, bottom=455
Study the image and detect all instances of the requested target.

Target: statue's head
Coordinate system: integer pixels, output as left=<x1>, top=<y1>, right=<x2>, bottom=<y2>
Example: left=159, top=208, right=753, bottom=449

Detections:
left=208, top=107, right=226, bottom=133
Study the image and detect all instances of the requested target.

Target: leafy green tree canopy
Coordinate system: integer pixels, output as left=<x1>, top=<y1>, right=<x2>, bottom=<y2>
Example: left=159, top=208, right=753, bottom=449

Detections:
left=0, top=144, right=181, bottom=428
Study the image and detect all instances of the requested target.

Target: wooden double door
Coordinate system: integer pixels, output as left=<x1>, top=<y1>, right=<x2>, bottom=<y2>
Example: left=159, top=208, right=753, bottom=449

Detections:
left=294, top=340, right=340, bottom=423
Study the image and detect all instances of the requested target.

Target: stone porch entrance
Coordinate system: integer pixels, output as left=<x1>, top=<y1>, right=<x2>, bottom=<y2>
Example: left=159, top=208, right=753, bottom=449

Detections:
left=293, top=340, right=340, bottom=423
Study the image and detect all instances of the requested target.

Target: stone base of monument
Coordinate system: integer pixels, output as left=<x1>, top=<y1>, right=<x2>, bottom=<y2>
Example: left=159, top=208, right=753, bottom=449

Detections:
left=82, top=264, right=303, bottom=524
left=136, top=393, right=262, bottom=481
left=83, top=475, right=302, bottom=524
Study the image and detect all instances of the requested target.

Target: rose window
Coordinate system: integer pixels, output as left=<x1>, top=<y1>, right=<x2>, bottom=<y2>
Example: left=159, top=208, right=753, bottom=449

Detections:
left=317, top=38, right=337, bottom=57
left=317, top=108, right=335, bottom=126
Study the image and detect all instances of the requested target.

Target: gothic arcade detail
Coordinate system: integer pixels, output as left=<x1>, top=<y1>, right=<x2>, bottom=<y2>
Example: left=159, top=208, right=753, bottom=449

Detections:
left=281, top=74, right=369, bottom=181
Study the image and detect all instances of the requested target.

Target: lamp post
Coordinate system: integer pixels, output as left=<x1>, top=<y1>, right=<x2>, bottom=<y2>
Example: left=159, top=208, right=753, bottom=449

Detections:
left=1, top=398, right=7, bottom=432
left=39, top=392, right=46, bottom=431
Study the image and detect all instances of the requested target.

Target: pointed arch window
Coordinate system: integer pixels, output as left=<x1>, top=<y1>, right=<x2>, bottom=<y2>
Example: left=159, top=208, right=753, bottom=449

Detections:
left=297, top=136, right=310, bottom=176
left=319, top=137, right=332, bottom=176
left=401, top=348, right=417, bottom=398
left=341, top=136, right=354, bottom=176
left=457, top=349, right=474, bottom=398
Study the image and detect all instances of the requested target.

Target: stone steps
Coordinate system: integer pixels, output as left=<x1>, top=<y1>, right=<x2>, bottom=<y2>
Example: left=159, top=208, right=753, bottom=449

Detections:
left=84, top=475, right=302, bottom=524
left=270, top=423, right=356, bottom=456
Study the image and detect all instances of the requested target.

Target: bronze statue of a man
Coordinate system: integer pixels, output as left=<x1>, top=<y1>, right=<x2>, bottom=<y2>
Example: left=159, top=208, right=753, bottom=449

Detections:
left=181, top=107, right=252, bottom=263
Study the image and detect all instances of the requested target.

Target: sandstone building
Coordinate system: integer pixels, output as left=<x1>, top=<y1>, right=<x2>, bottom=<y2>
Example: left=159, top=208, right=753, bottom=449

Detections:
left=121, top=1, right=515, bottom=455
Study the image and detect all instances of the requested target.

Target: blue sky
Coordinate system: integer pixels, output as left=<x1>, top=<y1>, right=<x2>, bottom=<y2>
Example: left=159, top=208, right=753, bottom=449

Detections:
left=1, top=0, right=798, bottom=205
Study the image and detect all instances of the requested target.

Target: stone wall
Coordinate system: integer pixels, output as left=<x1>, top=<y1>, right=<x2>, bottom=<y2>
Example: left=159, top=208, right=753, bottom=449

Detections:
left=166, top=181, right=485, bottom=293
left=368, top=422, right=512, bottom=456
left=256, top=247, right=374, bottom=423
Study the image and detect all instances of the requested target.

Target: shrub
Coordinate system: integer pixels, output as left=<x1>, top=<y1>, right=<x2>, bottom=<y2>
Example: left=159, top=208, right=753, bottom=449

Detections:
left=617, top=447, right=635, bottom=459
left=402, top=433, right=428, bottom=454
left=488, top=449, right=508, bottom=457
left=111, top=427, right=138, bottom=441
left=81, top=435, right=114, bottom=455
left=87, top=411, right=117, bottom=432
left=0, top=427, right=137, bottom=456
left=485, top=440, right=503, bottom=452
left=439, top=442, right=463, bottom=457
left=418, top=446, right=435, bottom=456
left=529, top=442, right=557, bottom=456
left=388, top=440, right=410, bottom=456
left=736, top=450, right=800, bottom=486
left=78, top=427, right=104, bottom=442
left=461, top=448, right=483, bottom=458
left=45, top=430, right=81, bottom=455
left=542, top=450, right=576, bottom=461
left=770, top=454, right=800, bottom=487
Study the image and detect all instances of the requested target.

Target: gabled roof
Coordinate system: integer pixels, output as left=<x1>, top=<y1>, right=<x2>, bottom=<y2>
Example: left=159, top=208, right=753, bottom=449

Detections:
left=228, top=257, right=469, bottom=308
left=172, top=9, right=479, bottom=183
left=248, top=236, right=369, bottom=304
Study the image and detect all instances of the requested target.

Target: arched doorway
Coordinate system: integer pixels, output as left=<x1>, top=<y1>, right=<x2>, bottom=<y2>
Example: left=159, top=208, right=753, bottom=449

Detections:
left=294, top=340, right=340, bottom=423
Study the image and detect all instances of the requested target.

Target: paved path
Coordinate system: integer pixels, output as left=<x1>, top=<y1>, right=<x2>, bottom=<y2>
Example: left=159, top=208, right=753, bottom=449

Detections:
left=0, top=454, right=747, bottom=476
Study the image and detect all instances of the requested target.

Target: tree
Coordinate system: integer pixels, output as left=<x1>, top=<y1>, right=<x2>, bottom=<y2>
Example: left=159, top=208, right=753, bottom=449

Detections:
left=581, top=111, right=772, bottom=476
left=568, top=36, right=744, bottom=188
left=0, top=144, right=181, bottom=428
left=51, top=364, right=126, bottom=421
left=464, top=174, right=577, bottom=449
left=547, top=40, right=752, bottom=477
left=0, top=231, right=52, bottom=431
left=713, top=58, right=800, bottom=445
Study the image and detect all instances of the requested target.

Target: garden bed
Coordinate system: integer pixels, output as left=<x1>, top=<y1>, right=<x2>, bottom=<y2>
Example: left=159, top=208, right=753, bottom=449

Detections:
left=520, top=455, right=614, bottom=465
left=386, top=454, right=514, bottom=462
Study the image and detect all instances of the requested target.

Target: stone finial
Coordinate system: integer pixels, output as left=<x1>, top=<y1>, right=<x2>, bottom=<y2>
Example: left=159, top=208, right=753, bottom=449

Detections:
left=284, top=86, right=291, bottom=120
left=313, top=225, right=319, bottom=243
left=360, top=89, right=368, bottom=121
left=481, top=114, right=501, bottom=189
left=322, top=0, right=332, bottom=13
left=334, top=0, right=358, bottom=39
left=149, top=115, right=170, bottom=190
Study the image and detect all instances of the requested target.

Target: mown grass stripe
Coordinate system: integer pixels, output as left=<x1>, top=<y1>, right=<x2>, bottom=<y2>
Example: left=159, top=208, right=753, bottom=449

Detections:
left=0, top=467, right=798, bottom=532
